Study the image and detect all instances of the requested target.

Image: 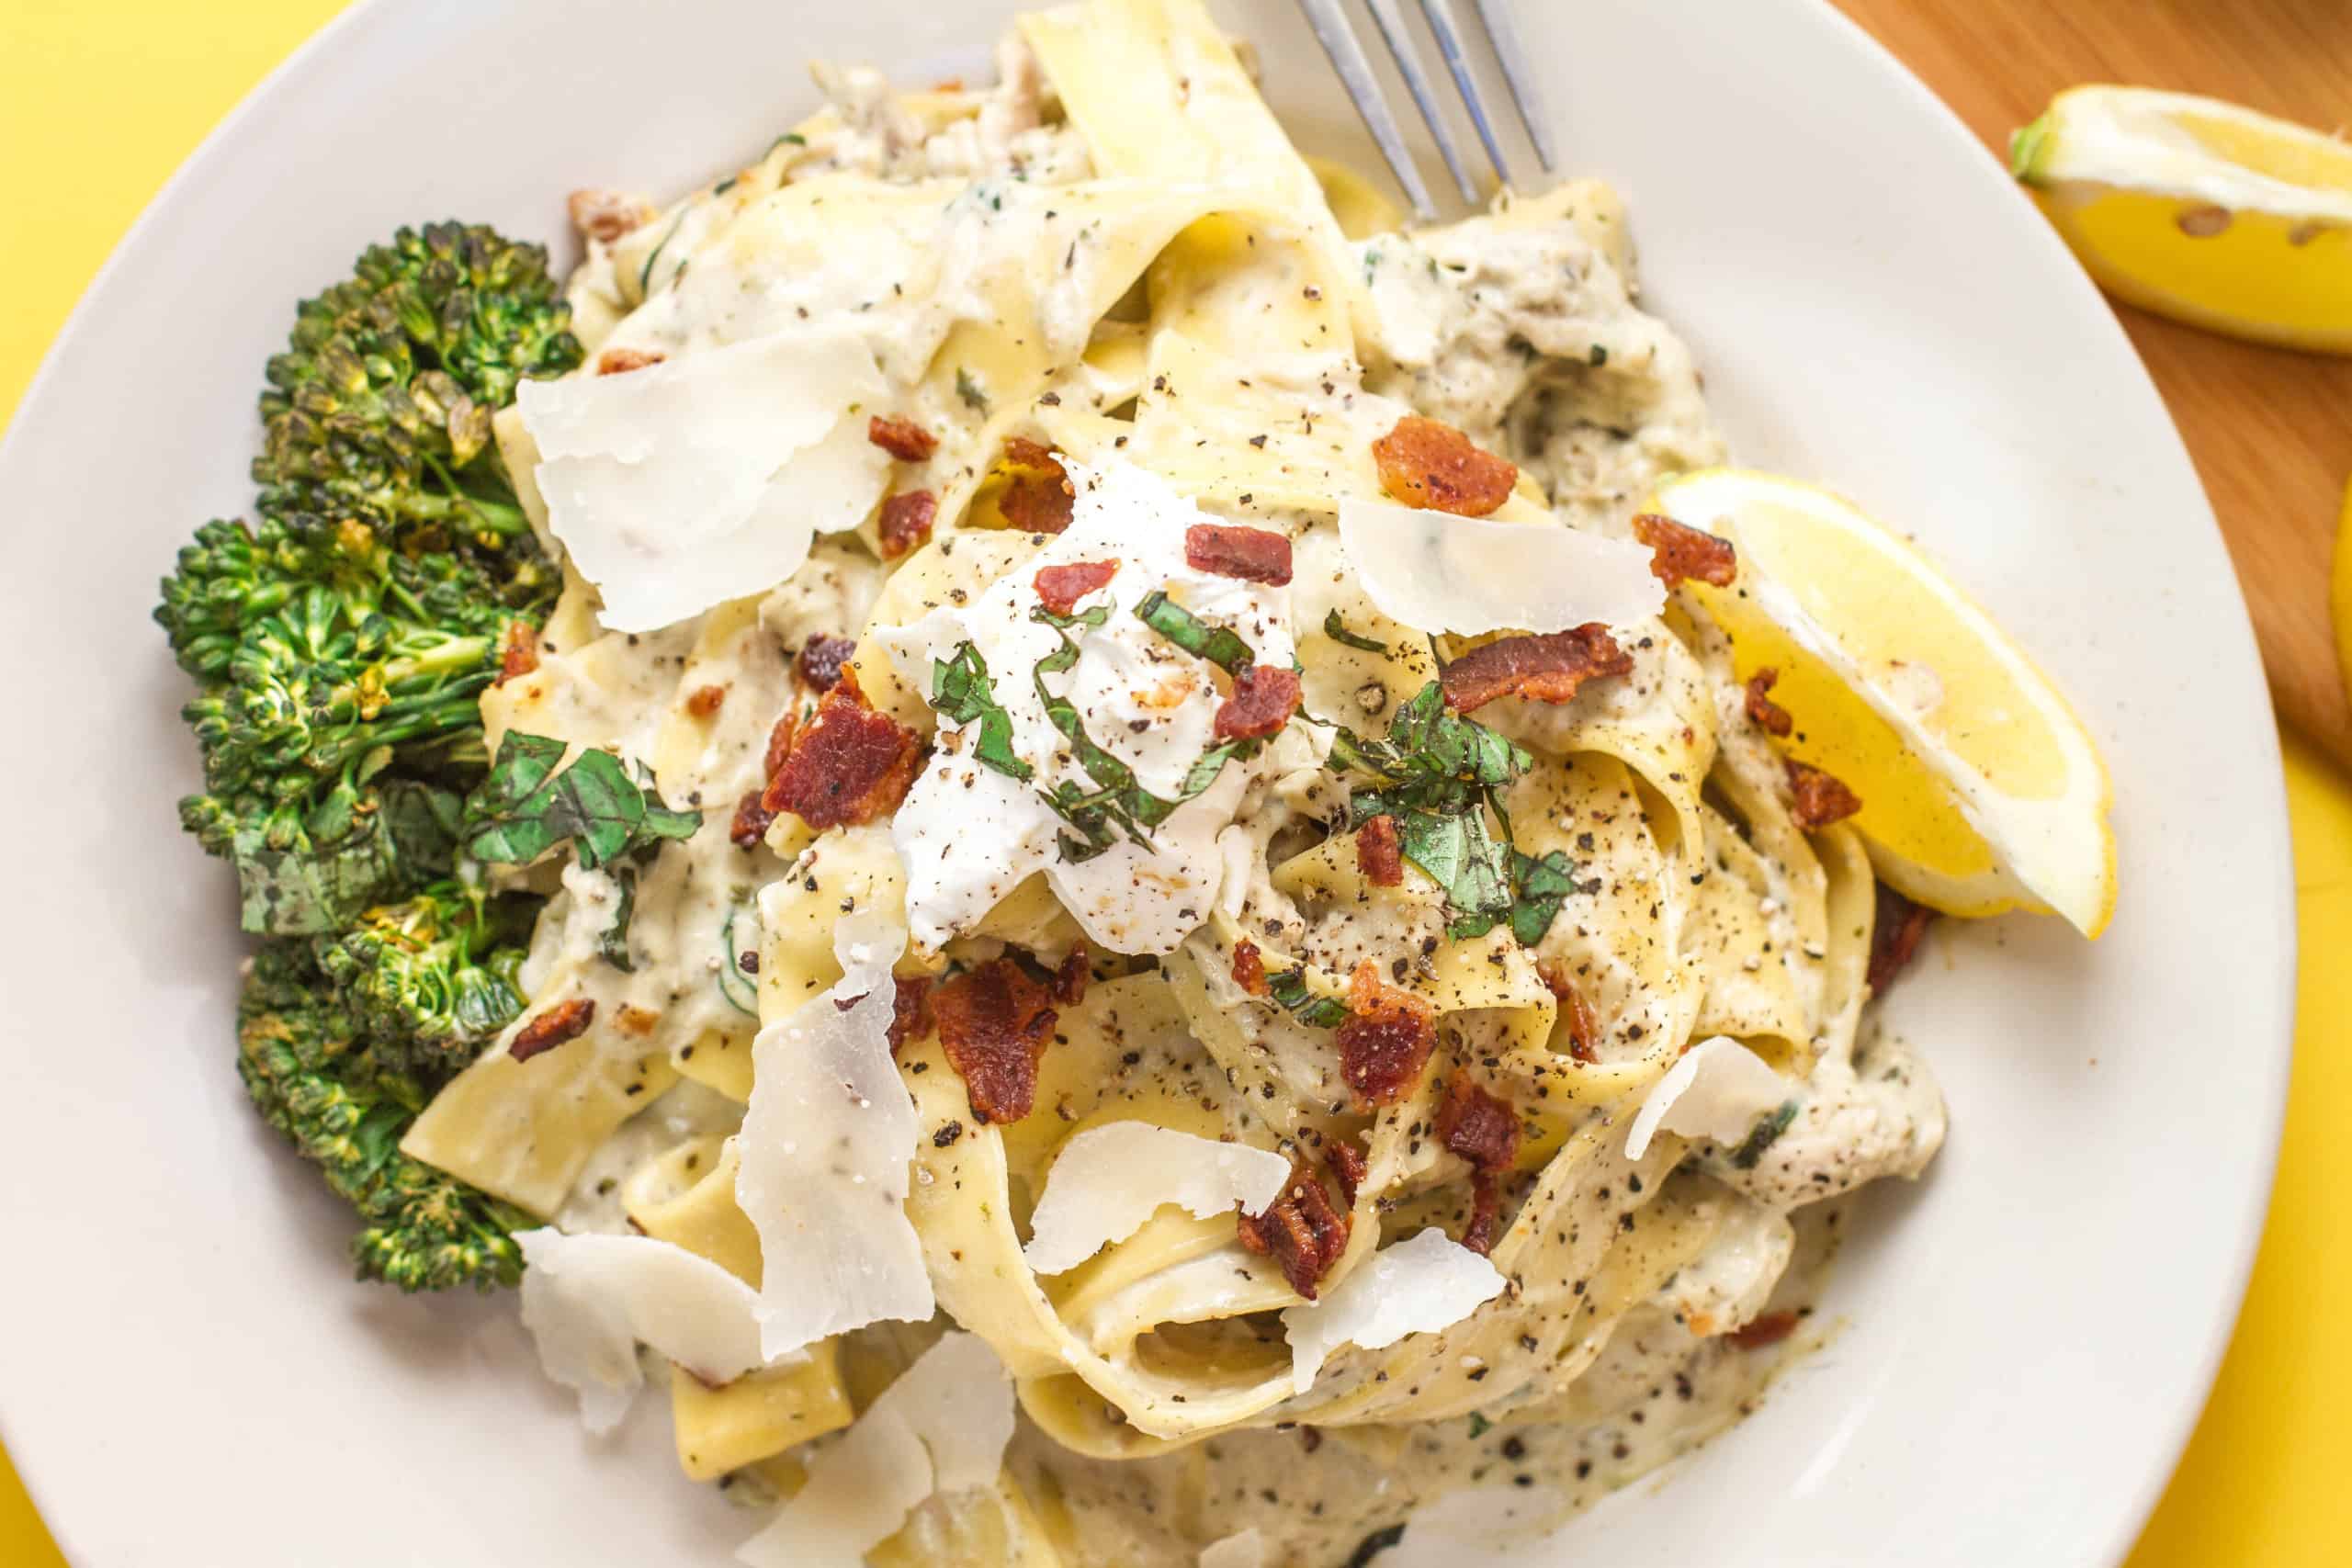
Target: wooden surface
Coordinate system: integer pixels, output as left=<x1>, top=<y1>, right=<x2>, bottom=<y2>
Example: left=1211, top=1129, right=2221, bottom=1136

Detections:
left=1831, top=0, right=2352, bottom=766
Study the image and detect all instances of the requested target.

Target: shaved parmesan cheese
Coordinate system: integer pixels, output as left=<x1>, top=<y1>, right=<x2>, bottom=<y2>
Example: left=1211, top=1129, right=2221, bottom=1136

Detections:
left=736, top=908, right=932, bottom=1359
left=1198, top=1529, right=1269, bottom=1568
left=1338, top=499, right=1662, bottom=636
left=736, top=1331, right=1014, bottom=1568
left=1022, top=1124, right=1293, bottom=1275
left=1623, top=1035, right=1792, bottom=1160
left=883, top=457, right=1295, bottom=955
left=514, top=1228, right=774, bottom=1434
left=518, top=329, right=892, bottom=633
left=1281, top=1227, right=1506, bottom=1394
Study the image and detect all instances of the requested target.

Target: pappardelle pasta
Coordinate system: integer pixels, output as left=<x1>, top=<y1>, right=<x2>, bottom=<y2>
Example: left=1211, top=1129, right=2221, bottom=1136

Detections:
left=158, top=2, right=2112, bottom=1562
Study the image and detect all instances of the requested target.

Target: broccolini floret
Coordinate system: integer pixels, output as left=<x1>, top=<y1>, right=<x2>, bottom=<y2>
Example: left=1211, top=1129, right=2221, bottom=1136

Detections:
left=314, top=877, right=534, bottom=1081
left=237, top=938, right=530, bottom=1292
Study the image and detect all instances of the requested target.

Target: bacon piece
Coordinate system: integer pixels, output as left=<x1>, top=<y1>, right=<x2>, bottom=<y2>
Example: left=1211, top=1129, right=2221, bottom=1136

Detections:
left=1371, top=414, right=1518, bottom=517
left=1051, top=945, right=1091, bottom=1008
left=1439, top=626, right=1632, bottom=714
left=1236, top=1160, right=1351, bottom=1300
left=932, top=959, right=1058, bottom=1124
left=595, top=347, right=666, bottom=376
left=1214, top=664, right=1302, bottom=741
left=1744, top=668, right=1793, bottom=737
left=1727, top=1309, right=1802, bottom=1350
left=1354, top=814, right=1404, bottom=887
left=511, top=999, right=595, bottom=1063
left=866, top=413, right=937, bottom=462
left=1183, top=523, right=1293, bottom=585
left=1631, top=512, right=1737, bottom=589
left=1334, top=961, right=1438, bottom=1106
left=685, top=683, right=727, bottom=718
left=877, top=490, right=938, bottom=558
left=1435, top=1075, right=1521, bottom=1256
left=1325, top=1139, right=1368, bottom=1206
left=1785, top=759, right=1862, bottom=829
left=761, top=711, right=799, bottom=782
left=496, top=619, right=539, bottom=686
left=796, top=634, right=857, bottom=693
left=888, top=976, right=935, bottom=1055
left=1034, top=559, right=1120, bottom=618
left=568, top=188, right=650, bottom=244
left=762, top=682, right=925, bottom=830
left=729, top=789, right=777, bottom=850
left=1538, top=962, right=1600, bottom=1064
left=1867, top=883, right=1934, bottom=993
left=1230, top=938, right=1269, bottom=997
left=1000, top=439, right=1075, bottom=536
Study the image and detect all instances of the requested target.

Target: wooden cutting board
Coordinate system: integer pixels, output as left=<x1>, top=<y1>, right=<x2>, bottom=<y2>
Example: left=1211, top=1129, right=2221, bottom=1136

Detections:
left=1830, top=0, right=2352, bottom=769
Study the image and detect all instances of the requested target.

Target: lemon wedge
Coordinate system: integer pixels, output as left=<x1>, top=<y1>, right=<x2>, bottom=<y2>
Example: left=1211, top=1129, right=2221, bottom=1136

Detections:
left=2010, top=86, right=2352, bottom=354
left=2332, top=472, right=2352, bottom=714
left=1654, top=468, right=2117, bottom=938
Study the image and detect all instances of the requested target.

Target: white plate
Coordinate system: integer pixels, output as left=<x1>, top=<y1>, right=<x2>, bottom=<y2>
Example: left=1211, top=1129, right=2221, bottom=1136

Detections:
left=0, top=1, right=2294, bottom=1563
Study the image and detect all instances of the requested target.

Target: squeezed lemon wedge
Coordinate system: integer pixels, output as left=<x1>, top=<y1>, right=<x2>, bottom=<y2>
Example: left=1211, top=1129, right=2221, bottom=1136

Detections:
left=1653, top=469, right=2118, bottom=938
left=2332, top=472, right=2352, bottom=715
left=2010, top=85, right=2352, bottom=354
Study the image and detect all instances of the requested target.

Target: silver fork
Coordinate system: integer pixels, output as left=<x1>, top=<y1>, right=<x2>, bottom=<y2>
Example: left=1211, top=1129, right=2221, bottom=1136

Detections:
left=1295, top=0, right=1555, bottom=222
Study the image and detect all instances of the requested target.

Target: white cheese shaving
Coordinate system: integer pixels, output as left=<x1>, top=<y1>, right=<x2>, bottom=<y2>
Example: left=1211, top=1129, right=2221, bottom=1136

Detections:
left=1281, top=1227, right=1507, bottom=1394
left=735, top=907, right=932, bottom=1360
left=1197, top=1528, right=1269, bottom=1568
left=1337, top=498, right=1663, bottom=636
left=736, top=1330, right=1015, bottom=1568
left=513, top=1228, right=775, bottom=1434
left=1623, top=1035, right=1792, bottom=1160
left=882, top=457, right=1295, bottom=954
left=517, top=328, right=891, bottom=633
left=1022, top=1123, right=1294, bottom=1275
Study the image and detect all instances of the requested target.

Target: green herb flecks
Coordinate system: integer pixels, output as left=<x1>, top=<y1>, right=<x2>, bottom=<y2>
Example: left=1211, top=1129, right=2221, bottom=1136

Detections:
left=598, top=863, right=639, bottom=973
left=1266, top=966, right=1349, bottom=1030
left=461, top=732, right=702, bottom=870
left=1135, top=590, right=1255, bottom=674
left=956, top=367, right=990, bottom=412
left=1730, top=1100, right=1801, bottom=1169
left=1467, top=1413, right=1493, bottom=1440
left=1322, top=608, right=1390, bottom=654
left=929, top=641, right=1034, bottom=784
left=717, top=901, right=760, bottom=1018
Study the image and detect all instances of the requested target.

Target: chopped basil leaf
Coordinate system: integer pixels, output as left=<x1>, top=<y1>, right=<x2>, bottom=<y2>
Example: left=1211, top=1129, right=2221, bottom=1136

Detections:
left=1134, top=590, right=1256, bottom=673
left=929, top=641, right=1033, bottom=783
left=1730, top=1100, right=1801, bottom=1169
left=1267, top=965, right=1349, bottom=1030
left=463, top=732, right=701, bottom=871
left=956, top=367, right=989, bottom=412
left=1322, top=608, right=1390, bottom=654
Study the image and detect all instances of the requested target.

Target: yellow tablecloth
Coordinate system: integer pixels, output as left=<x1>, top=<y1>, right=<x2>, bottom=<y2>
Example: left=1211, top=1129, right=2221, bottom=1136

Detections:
left=3, top=2, right=2346, bottom=1561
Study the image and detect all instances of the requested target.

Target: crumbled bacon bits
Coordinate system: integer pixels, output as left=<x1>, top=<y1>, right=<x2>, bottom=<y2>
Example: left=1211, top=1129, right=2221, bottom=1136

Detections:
left=1334, top=961, right=1438, bottom=1106
left=685, top=683, right=727, bottom=718
left=762, top=710, right=799, bottom=781
left=877, top=490, right=938, bottom=559
left=496, top=619, right=540, bottom=686
left=1183, top=523, right=1294, bottom=585
left=797, top=634, right=857, bottom=693
left=1435, top=1075, right=1521, bottom=1255
left=1214, top=664, right=1302, bottom=741
left=1051, top=945, right=1091, bottom=1008
left=1727, top=1309, right=1802, bottom=1350
left=1371, top=414, right=1518, bottom=517
left=1325, top=1139, right=1368, bottom=1205
left=1230, top=938, right=1269, bottom=997
left=866, top=413, right=937, bottom=463
left=595, top=347, right=666, bottom=376
left=1236, top=1159, right=1351, bottom=1300
left=1355, top=814, right=1404, bottom=887
left=1537, top=961, right=1600, bottom=1064
left=931, top=959, right=1058, bottom=1123
left=1630, top=512, right=1738, bottom=589
left=762, top=675, right=924, bottom=830
left=1034, top=559, right=1120, bottom=618
left=511, top=998, right=595, bottom=1063
left=1439, top=626, right=1632, bottom=714
left=1867, top=882, right=1934, bottom=993
left=1744, top=667, right=1793, bottom=737
left=888, top=976, right=935, bottom=1055
left=999, top=438, right=1075, bottom=535
left=1785, top=759, right=1862, bottom=829
left=729, top=790, right=777, bottom=850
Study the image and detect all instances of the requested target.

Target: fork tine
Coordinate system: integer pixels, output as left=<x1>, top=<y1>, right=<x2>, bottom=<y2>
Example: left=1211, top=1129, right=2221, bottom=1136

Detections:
left=1363, top=0, right=1480, bottom=205
left=1295, top=0, right=1438, bottom=222
left=1471, top=0, right=1556, bottom=172
left=1416, top=0, right=1510, bottom=186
